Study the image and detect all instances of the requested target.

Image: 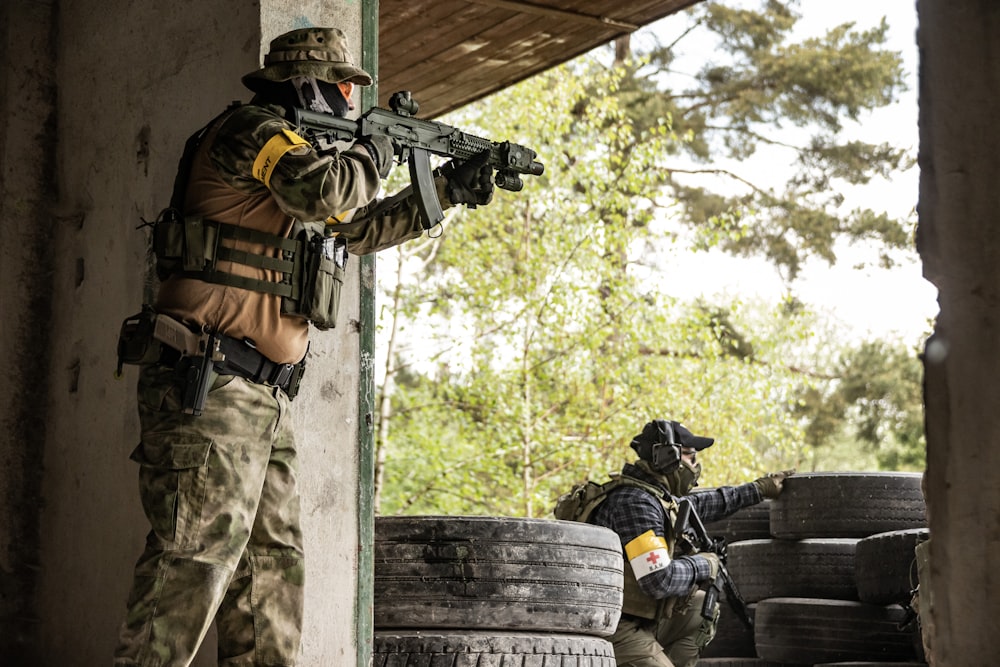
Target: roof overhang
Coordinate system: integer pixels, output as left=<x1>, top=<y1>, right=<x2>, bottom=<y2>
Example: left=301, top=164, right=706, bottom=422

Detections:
left=378, top=0, right=703, bottom=118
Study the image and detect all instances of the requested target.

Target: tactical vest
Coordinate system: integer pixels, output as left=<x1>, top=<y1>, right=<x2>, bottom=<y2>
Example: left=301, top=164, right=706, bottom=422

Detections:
left=554, top=473, right=679, bottom=619
left=151, top=104, right=346, bottom=331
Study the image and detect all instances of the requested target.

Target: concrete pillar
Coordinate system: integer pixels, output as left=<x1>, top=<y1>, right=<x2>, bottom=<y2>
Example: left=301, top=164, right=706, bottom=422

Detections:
left=917, top=0, right=1000, bottom=662
left=0, top=0, right=58, bottom=661
left=0, top=0, right=374, bottom=664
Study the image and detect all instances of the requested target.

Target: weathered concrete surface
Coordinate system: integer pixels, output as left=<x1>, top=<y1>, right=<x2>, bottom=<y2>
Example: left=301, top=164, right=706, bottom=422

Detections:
left=1, top=0, right=370, bottom=664
left=917, top=0, right=1000, bottom=663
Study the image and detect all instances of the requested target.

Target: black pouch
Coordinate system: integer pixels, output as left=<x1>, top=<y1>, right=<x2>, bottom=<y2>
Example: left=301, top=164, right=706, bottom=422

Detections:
left=301, top=234, right=346, bottom=331
left=282, top=222, right=346, bottom=330
left=116, top=306, right=163, bottom=374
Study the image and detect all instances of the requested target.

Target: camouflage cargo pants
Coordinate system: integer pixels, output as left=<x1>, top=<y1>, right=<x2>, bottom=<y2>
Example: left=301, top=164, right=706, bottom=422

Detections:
left=114, top=364, right=304, bottom=667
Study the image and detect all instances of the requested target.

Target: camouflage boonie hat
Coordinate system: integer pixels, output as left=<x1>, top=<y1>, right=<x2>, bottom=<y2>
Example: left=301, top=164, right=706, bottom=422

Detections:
left=242, top=27, right=373, bottom=91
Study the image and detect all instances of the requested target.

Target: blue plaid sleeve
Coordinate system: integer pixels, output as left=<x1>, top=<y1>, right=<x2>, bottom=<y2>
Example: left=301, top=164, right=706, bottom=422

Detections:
left=689, top=482, right=762, bottom=524
left=591, top=487, right=708, bottom=599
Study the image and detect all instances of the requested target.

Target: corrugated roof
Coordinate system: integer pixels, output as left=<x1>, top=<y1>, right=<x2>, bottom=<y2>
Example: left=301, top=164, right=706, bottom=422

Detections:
left=378, top=0, right=701, bottom=118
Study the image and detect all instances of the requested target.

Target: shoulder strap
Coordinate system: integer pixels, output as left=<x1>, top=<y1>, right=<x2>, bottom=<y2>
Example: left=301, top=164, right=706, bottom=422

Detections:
left=170, top=102, right=242, bottom=211
left=562, top=474, right=670, bottom=524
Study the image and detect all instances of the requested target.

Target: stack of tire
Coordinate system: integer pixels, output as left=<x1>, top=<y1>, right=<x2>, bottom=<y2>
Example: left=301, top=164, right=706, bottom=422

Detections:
left=373, top=515, right=624, bottom=666
left=697, top=472, right=929, bottom=667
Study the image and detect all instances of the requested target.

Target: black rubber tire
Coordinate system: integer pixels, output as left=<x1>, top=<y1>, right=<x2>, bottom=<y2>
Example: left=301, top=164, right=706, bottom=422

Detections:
left=769, top=473, right=926, bottom=539
left=855, top=528, right=929, bottom=604
left=808, top=663, right=927, bottom=666
left=696, top=660, right=805, bottom=666
left=374, top=516, right=623, bottom=636
left=699, top=602, right=756, bottom=659
left=372, top=631, right=617, bottom=667
left=698, top=493, right=772, bottom=543
left=727, top=538, right=859, bottom=602
left=754, top=598, right=918, bottom=664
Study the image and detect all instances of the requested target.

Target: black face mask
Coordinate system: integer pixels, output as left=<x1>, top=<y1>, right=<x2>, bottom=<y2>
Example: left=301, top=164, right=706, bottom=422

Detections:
left=251, top=77, right=350, bottom=117
left=316, top=79, right=350, bottom=117
left=292, top=76, right=350, bottom=117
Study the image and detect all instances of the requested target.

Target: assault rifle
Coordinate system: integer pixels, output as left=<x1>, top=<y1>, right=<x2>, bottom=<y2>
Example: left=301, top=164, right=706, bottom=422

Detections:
left=675, top=497, right=754, bottom=631
left=291, top=90, right=545, bottom=229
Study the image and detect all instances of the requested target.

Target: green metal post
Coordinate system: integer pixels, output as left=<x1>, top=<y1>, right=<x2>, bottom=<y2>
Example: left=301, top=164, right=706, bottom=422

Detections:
left=357, top=3, right=379, bottom=666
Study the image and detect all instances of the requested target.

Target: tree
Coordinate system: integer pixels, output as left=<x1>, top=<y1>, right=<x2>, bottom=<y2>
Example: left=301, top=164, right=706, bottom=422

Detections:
left=794, top=338, right=926, bottom=472
left=373, top=0, right=925, bottom=517
left=376, top=64, right=810, bottom=517
left=607, top=0, right=914, bottom=280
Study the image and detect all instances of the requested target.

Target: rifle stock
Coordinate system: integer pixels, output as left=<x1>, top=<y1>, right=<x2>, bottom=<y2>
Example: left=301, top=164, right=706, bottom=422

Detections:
left=675, top=497, right=754, bottom=631
left=291, top=91, right=544, bottom=229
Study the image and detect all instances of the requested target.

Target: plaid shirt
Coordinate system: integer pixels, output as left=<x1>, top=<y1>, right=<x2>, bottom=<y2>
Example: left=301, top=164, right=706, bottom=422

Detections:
left=590, top=462, right=762, bottom=599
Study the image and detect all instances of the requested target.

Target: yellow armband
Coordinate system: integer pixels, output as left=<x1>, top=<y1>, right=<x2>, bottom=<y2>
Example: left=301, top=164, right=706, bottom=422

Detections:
left=625, top=530, right=670, bottom=580
left=325, top=210, right=353, bottom=225
left=252, top=129, right=309, bottom=188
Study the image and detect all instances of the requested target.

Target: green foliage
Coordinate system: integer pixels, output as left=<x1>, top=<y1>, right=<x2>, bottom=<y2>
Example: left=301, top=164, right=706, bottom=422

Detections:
left=795, top=339, right=926, bottom=471
left=604, top=0, right=913, bottom=280
left=374, top=1, right=926, bottom=518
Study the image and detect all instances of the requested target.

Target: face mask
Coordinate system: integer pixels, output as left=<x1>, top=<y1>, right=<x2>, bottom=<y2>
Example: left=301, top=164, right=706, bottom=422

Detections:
left=665, top=460, right=702, bottom=496
left=291, top=76, right=350, bottom=117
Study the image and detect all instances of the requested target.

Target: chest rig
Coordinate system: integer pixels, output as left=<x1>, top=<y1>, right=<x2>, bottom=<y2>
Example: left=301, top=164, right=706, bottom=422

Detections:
left=151, top=103, right=346, bottom=331
left=554, top=473, right=684, bottom=620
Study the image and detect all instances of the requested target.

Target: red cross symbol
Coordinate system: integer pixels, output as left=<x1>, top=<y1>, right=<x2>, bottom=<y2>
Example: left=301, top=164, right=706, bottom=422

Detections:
left=646, top=551, right=661, bottom=566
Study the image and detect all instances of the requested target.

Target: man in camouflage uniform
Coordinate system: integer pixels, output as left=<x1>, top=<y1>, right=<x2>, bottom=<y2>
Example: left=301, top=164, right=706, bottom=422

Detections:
left=589, top=419, right=793, bottom=667
left=114, top=27, right=494, bottom=667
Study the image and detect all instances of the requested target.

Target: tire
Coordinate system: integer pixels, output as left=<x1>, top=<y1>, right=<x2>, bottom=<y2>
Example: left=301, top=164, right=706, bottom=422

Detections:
left=727, top=538, right=859, bottom=602
left=699, top=494, right=772, bottom=543
left=372, top=631, right=616, bottom=667
left=696, top=660, right=804, bottom=666
left=855, top=528, right=929, bottom=604
left=754, top=598, right=918, bottom=664
left=807, top=663, right=927, bottom=666
left=769, top=473, right=926, bottom=539
left=699, top=602, right=756, bottom=659
left=374, top=516, right=623, bottom=636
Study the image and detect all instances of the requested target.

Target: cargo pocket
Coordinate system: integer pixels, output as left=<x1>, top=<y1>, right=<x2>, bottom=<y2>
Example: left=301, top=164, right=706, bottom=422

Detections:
left=130, top=433, right=213, bottom=547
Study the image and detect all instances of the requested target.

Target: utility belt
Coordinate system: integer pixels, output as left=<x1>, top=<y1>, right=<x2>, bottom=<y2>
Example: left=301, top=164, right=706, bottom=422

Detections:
left=116, top=307, right=306, bottom=416
left=150, top=208, right=347, bottom=331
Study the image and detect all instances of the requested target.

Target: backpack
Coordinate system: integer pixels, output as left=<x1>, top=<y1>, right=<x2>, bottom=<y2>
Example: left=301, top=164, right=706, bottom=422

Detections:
left=553, top=473, right=669, bottom=523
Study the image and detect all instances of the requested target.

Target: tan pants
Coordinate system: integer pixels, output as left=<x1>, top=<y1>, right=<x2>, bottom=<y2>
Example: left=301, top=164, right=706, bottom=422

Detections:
left=612, top=591, right=713, bottom=667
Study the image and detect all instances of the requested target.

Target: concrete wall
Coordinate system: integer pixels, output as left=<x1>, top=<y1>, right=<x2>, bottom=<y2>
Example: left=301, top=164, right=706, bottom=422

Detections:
left=917, top=0, right=1000, bottom=663
left=4, top=0, right=1000, bottom=663
left=1, top=0, right=372, bottom=664
left=0, top=0, right=58, bottom=660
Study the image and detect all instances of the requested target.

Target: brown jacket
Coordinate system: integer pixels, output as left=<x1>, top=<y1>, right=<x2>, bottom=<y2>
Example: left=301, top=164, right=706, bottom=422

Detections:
left=155, top=102, right=430, bottom=364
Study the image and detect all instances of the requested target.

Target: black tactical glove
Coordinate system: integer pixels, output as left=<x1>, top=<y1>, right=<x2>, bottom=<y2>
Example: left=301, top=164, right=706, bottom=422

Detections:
left=753, top=469, right=796, bottom=499
left=357, top=135, right=394, bottom=179
left=442, top=150, right=494, bottom=207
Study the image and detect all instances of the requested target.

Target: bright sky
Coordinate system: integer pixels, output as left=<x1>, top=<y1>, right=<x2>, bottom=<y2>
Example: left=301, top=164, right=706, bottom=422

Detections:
left=644, top=0, right=937, bottom=344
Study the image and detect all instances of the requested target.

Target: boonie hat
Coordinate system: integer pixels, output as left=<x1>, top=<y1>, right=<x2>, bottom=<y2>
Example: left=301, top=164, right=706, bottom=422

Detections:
left=242, top=27, right=373, bottom=91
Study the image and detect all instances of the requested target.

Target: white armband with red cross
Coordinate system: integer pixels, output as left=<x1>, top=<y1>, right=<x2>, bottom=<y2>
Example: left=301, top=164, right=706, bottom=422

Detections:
left=625, top=530, right=671, bottom=580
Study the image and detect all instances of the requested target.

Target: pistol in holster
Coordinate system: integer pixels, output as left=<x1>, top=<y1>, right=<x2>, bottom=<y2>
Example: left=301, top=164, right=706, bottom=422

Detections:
left=116, top=306, right=221, bottom=416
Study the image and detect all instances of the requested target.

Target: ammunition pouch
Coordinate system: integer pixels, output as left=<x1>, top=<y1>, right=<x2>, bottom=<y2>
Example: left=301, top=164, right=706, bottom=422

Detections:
left=279, top=220, right=347, bottom=331
left=151, top=208, right=346, bottom=329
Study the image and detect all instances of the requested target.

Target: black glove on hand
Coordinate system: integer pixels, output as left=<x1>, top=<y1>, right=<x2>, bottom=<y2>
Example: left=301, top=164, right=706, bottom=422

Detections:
left=753, top=469, right=796, bottom=499
left=357, top=135, right=394, bottom=179
left=443, top=150, right=494, bottom=207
